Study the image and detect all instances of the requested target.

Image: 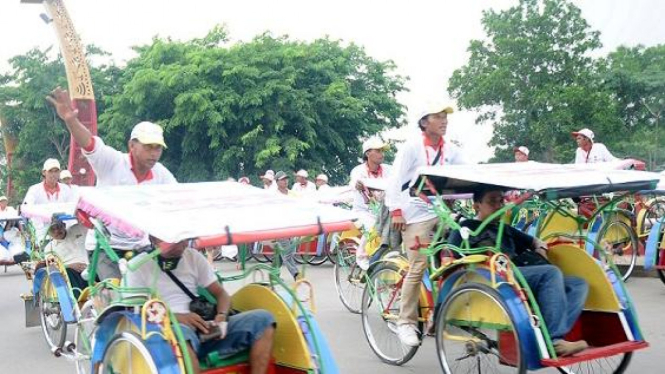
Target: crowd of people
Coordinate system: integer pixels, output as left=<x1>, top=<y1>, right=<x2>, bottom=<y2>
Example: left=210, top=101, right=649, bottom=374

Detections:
left=4, top=86, right=621, bottom=372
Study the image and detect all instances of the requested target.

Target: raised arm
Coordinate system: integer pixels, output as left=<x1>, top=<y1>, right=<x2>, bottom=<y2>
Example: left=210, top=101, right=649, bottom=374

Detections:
left=46, top=87, right=93, bottom=149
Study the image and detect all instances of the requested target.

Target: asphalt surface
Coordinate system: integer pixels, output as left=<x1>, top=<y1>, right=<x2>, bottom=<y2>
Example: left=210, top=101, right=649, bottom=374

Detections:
left=0, top=261, right=663, bottom=373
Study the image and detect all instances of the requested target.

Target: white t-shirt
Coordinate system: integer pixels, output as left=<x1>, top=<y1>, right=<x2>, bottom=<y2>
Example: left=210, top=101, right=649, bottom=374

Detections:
left=317, top=184, right=331, bottom=192
left=43, top=224, right=88, bottom=265
left=349, top=163, right=392, bottom=215
left=83, top=136, right=178, bottom=250
left=574, top=143, right=616, bottom=164
left=126, top=248, right=217, bottom=314
left=292, top=181, right=317, bottom=194
left=386, top=134, right=470, bottom=224
left=23, top=182, right=77, bottom=205
left=0, top=206, right=18, bottom=219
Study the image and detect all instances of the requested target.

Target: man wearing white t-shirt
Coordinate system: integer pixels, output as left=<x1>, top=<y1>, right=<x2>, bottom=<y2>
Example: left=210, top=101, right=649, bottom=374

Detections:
left=23, top=158, right=77, bottom=206
left=291, top=170, right=316, bottom=194
left=386, top=103, right=469, bottom=347
left=315, top=174, right=331, bottom=191
left=349, top=138, right=392, bottom=269
left=127, top=239, right=275, bottom=374
left=572, top=128, right=616, bottom=164
left=43, top=221, right=88, bottom=297
left=47, top=87, right=177, bottom=279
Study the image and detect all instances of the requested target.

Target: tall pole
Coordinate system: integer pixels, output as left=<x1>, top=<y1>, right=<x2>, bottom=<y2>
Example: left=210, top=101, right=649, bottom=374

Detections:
left=23, top=0, right=97, bottom=186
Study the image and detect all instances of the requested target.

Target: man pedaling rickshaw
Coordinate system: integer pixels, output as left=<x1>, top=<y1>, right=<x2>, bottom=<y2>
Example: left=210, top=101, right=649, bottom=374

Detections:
left=447, top=187, right=589, bottom=357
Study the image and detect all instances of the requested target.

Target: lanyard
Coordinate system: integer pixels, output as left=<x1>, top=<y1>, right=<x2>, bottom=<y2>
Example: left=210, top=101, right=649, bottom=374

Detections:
left=366, top=164, right=383, bottom=178
left=585, top=145, right=593, bottom=163
left=423, top=135, right=444, bottom=165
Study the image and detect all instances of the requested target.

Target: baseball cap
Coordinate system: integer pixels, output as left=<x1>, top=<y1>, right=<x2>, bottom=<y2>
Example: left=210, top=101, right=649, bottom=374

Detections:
left=238, top=176, right=251, bottom=184
left=362, top=138, right=390, bottom=154
left=43, top=158, right=61, bottom=171
left=572, top=128, right=594, bottom=142
left=260, top=170, right=275, bottom=181
left=316, top=174, right=328, bottom=182
left=130, top=121, right=167, bottom=148
left=275, top=171, right=288, bottom=180
left=417, top=102, right=454, bottom=121
left=60, top=170, right=73, bottom=180
left=0, top=196, right=7, bottom=202
left=513, top=146, right=530, bottom=156
left=296, top=169, right=309, bottom=178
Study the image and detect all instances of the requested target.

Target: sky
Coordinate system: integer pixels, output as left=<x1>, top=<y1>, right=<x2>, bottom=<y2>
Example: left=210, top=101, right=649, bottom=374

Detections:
left=1, top=0, right=663, bottom=163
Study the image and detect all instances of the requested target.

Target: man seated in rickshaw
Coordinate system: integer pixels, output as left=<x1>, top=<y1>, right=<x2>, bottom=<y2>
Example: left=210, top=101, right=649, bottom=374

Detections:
left=126, top=238, right=276, bottom=374
left=42, top=218, right=89, bottom=298
left=447, top=187, right=589, bottom=356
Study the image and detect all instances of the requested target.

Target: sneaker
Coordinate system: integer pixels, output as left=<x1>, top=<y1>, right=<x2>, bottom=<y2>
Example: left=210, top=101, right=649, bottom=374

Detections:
left=554, top=339, right=588, bottom=357
left=396, top=324, right=420, bottom=347
left=356, top=256, right=370, bottom=271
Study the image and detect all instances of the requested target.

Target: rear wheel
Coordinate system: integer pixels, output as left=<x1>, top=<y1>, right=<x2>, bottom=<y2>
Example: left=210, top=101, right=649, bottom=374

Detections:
left=598, top=218, right=638, bottom=281
left=333, top=243, right=365, bottom=314
left=38, top=276, right=67, bottom=350
left=556, top=352, right=632, bottom=374
left=361, top=263, right=420, bottom=365
left=435, top=283, right=526, bottom=374
left=99, top=332, right=159, bottom=374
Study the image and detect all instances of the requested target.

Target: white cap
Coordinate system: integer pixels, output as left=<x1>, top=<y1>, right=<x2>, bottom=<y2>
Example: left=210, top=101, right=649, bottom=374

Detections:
left=296, top=169, right=309, bottom=178
left=0, top=196, right=7, bottom=202
left=130, top=121, right=167, bottom=148
left=513, top=146, right=530, bottom=156
left=59, top=170, right=73, bottom=180
left=362, top=138, right=389, bottom=154
left=417, top=102, right=454, bottom=121
left=572, top=128, right=595, bottom=142
left=261, top=170, right=275, bottom=181
left=315, top=174, right=328, bottom=182
left=43, top=158, right=61, bottom=171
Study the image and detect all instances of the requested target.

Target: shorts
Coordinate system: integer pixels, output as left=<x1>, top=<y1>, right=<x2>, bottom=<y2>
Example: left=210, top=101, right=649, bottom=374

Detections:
left=180, top=309, right=275, bottom=359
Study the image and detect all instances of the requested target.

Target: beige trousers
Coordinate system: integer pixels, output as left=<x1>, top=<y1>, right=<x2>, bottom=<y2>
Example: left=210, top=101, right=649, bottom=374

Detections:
left=397, top=217, right=438, bottom=326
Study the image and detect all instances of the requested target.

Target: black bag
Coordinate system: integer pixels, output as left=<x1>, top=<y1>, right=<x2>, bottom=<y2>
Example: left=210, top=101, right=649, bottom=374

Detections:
left=163, top=269, right=217, bottom=321
left=512, top=250, right=550, bottom=267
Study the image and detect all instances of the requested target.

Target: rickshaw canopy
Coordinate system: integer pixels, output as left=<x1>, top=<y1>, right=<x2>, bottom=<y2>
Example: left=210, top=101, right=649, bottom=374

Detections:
left=415, top=162, right=659, bottom=199
left=76, top=181, right=357, bottom=246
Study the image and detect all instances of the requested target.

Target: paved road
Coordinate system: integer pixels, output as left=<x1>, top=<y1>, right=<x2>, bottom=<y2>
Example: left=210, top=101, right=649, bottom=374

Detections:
left=1, top=261, right=663, bottom=373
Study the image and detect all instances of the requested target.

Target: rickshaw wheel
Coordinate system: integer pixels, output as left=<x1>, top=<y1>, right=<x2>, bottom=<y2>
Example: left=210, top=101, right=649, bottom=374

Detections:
left=361, top=262, right=420, bottom=365
left=75, top=300, right=97, bottom=374
left=556, top=352, right=632, bottom=374
left=598, top=219, right=638, bottom=281
left=435, top=283, right=526, bottom=374
left=38, top=278, right=67, bottom=350
left=99, top=331, right=159, bottom=374
left=657, top=268, right=665, bottom=285
left=333, top=243, right=364, bottom=314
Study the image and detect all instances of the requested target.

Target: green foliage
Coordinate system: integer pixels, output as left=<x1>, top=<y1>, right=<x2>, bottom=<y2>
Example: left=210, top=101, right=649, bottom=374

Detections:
left=100, top=27, right=407, bottom=184
left=0, top=46, right=121, bottom=202
left=449, top=0, right=622, bottom=163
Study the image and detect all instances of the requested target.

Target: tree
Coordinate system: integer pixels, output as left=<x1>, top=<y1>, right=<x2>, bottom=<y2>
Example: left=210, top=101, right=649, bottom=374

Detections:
left=0, top=46, right=121, bottom=201
left=449, top=0, right=621, bottom=163
left=100, top=26, right=407, bottom=184
left=602, top=45, right=665, bottom=169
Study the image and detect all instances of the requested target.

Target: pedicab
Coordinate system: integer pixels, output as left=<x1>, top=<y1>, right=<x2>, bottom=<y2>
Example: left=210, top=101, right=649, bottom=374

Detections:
left=362, top=162, right=654, bottom=373
left=70, top=181, right=355, bottom=374
left=20, top=202, right=96, bottom=365
left=0, top=208, right=35, bottom=272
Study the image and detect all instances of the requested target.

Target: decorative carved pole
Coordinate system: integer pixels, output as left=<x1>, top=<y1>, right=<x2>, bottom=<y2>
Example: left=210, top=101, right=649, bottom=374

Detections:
left=23, top=0, right=97, bottom=186
left=0, top=115, right=18, bottom=199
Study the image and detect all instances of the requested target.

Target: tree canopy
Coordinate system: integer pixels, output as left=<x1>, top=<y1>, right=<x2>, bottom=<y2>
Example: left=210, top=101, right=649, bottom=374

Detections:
left=100, top=27, right=407, bottom=184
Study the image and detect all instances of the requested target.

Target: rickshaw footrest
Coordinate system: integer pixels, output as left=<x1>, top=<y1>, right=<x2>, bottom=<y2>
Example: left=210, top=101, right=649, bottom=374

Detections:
left=541, top=341, right=649, bottom=367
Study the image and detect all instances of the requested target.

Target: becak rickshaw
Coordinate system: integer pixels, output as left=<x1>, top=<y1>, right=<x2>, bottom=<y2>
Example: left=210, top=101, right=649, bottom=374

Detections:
left=365, top=162, right=654, bottom=373
left=71, top=181, right=355, bottom=374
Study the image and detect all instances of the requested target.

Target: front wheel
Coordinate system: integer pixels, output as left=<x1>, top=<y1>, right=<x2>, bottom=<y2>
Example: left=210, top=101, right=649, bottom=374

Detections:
left=361, top=263, right=420, bottom=365
left=75, top=300, right=97, bottom=374
left=99, top=332, right=159, bottom=374
left=435, top=283, right=526, bottom=374
left=556, top=352, right=632, bottom=374
left=38, top=277, right=67, bottom=350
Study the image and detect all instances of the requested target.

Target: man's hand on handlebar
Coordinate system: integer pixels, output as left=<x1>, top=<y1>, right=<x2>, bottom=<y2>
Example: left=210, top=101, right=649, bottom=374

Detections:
left=392, top=215, right=406, bottom=232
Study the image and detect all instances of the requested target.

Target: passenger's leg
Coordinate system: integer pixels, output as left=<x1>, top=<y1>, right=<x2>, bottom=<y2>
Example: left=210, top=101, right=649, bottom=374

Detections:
left=562, top=275, right=588, bottom=333
left=250, top=326, right=274, bottom=374
left=519, top=265, right=568, bottom=339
